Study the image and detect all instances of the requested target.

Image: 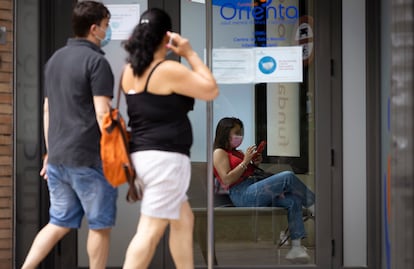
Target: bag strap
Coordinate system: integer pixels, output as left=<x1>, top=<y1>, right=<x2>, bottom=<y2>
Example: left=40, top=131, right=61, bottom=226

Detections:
left=113, top=65, right=142, bottom=202
left=115, top=66, right=126, bottom=109
left=143, top=60, right=165, bottom=92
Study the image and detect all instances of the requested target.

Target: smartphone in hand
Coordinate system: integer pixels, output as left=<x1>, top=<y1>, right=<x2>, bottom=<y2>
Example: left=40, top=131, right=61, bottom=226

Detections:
left=256, top=140, right=266, bottom=154
left=253, top=140, right=266, bottom=158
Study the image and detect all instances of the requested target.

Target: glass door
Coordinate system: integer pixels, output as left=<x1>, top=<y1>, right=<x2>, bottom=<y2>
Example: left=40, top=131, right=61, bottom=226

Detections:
left=186, top=0, right=334, bottom=268
left=213, top=0, right=316, bottom=266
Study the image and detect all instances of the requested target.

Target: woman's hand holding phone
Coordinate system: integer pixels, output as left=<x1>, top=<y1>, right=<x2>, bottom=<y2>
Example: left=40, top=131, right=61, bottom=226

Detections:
left=253, top=140, right=266, bottom=157
left=250, top=140, right=266, bottom=165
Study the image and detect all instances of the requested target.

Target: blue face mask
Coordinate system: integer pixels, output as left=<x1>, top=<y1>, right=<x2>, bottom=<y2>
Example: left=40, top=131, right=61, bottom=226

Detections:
left=96, top=25, right=112, bottom=47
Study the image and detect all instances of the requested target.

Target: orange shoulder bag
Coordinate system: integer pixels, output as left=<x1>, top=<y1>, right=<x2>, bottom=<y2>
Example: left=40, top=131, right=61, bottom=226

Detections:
left=100, top=72, right=142, bottom=202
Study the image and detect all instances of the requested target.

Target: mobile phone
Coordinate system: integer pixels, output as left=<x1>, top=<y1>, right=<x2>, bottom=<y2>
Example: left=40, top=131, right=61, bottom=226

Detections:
left=167, top=35, right=174, bottom=56
left=253, top=140, right=266, bottom=159
left=256, top=140, right=266, bottom=154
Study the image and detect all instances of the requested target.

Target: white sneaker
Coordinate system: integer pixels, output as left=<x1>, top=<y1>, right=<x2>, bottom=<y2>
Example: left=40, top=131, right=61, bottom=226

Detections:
left=285, top=246, right=310, bottom=264
left=308, top=204, right=315, bottom=217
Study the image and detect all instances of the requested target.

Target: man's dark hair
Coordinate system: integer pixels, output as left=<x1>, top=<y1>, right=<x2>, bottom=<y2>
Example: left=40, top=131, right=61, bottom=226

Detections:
left=72, top=1, right=110, bottom=37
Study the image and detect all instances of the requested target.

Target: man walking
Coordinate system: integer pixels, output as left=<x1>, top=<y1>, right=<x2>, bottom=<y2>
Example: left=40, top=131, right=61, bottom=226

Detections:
left=21, top=1, right=117, bottom=268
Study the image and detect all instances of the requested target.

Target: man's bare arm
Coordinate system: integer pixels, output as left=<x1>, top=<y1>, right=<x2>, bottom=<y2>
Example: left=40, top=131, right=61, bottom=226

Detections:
left=93, top=96, right=112, bottom=131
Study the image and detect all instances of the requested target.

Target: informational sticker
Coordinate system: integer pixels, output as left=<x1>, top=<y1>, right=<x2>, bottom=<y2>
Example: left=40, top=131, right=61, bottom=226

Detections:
left=255, top=46, right=303, bottom=83
left=212, top=46, right=303, bottom=84
left=212, top=49, right=254, bottom=84
left=107, top=4, right=140, bottom=40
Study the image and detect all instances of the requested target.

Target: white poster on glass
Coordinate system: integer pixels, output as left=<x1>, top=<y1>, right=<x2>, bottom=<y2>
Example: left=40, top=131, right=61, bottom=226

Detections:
left=266, top=83, right=300, bottom=157
left=255, top=46, right=303, bottom=83
left=212, top=48, right=254, bottom=84
left=212, top=47, right=302, bottom=84
left=107, top=4, right=140, bottom=40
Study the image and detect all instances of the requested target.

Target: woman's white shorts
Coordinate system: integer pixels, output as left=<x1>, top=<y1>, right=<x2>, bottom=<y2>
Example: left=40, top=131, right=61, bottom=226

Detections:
left=131, top=150, right=191, bottom=220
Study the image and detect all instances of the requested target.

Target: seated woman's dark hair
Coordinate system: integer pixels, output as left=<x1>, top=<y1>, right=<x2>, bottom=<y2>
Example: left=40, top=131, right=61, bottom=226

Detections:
left=213, top=117, right=244, bottom=150
left=123, top=8, right=172, bottom=76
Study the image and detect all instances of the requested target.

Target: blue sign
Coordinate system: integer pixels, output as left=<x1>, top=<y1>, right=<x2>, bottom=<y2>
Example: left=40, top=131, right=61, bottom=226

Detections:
left=213, top=0, right=299, bottom=21
left=258, top=56, right=277, bottom=74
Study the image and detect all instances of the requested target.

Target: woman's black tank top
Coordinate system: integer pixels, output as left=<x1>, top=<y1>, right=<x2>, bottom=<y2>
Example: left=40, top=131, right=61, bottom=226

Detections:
left=125, top=61, right=195, bottom=156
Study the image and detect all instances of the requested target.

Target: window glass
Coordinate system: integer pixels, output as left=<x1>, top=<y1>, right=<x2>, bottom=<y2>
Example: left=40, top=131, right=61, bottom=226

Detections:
left=184, top=0, right=316, bottom=267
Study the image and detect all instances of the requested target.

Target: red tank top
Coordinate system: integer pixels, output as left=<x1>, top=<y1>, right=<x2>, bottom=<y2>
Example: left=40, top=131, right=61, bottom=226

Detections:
left=214, top=150, right=255, bottom=190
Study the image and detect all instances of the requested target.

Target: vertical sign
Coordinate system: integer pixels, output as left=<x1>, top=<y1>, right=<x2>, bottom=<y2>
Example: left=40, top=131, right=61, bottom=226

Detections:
left=265, top=0, right=300, bottom=157
left=266, top=83, right=300, bottom=157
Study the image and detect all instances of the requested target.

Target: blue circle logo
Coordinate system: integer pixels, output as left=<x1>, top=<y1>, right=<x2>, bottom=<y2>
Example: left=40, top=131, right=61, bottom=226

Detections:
left=258, top=56, right=277, bottom=74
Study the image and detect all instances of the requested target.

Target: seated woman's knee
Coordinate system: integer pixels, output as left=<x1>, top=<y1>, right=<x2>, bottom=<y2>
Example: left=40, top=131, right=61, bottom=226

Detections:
left=279, top=170, right=295, bottom=178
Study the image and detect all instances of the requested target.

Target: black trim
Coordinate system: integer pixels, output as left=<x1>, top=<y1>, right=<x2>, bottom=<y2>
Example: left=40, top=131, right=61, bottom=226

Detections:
left=38, top=1, right=78, bottom=268
left=365, top=0, right=382, bottom=268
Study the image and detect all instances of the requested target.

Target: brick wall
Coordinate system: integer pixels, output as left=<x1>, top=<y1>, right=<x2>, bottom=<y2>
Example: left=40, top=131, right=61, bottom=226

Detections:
left=0, top=0, right=13, bottom=268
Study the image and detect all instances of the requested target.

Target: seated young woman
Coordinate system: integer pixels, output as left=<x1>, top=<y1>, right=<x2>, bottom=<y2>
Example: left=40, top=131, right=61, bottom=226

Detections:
left=213, top=117, right=315, bottom=264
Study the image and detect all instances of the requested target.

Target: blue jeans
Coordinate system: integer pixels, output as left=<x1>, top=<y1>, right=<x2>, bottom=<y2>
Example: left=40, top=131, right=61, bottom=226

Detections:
left=228, top=171, right=315, bottom=240
left=47, top=164, right=118, bottom=229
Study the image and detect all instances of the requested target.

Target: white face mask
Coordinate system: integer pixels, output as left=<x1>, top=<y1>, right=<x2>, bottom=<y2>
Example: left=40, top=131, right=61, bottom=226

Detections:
left=230, top=135, right=243, bottom=148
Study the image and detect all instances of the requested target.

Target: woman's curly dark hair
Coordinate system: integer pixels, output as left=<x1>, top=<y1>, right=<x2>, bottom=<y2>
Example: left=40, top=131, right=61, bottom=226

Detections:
left=123, top=8, right=172, bottom=76
left=213, top=117, right=244, bottom=150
